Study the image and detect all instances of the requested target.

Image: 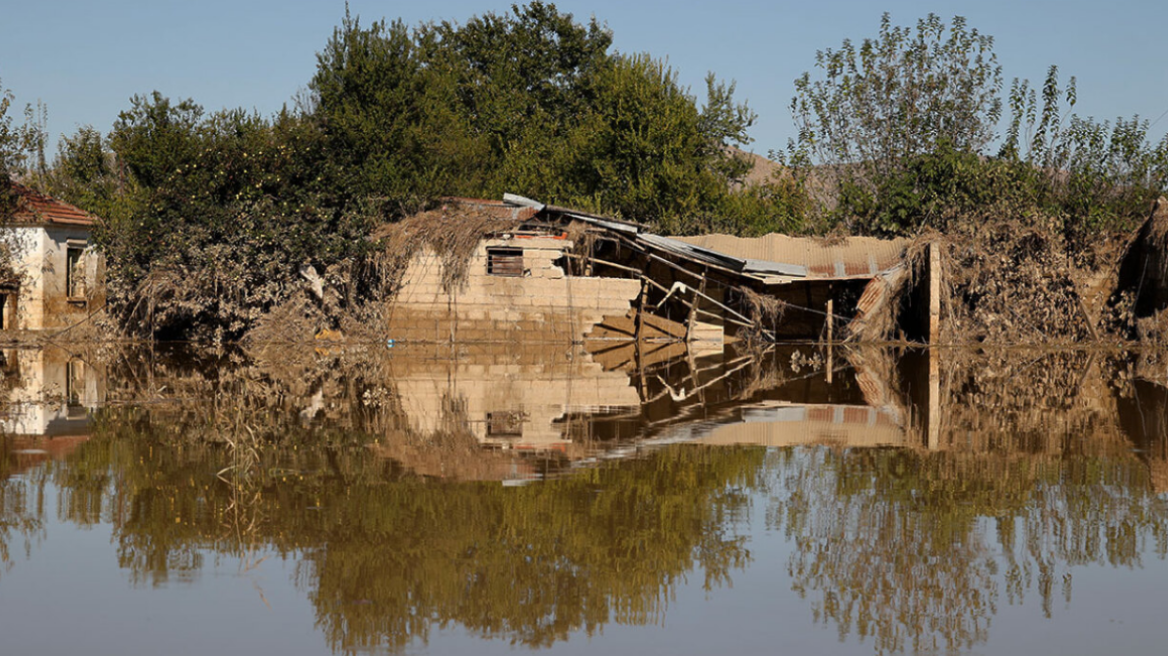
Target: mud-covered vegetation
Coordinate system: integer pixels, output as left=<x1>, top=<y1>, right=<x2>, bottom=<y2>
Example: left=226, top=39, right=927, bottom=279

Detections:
left=2, top=8, right=1167, bottom=342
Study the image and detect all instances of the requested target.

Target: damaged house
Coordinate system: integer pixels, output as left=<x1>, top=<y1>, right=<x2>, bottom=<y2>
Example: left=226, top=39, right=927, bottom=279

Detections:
left=378, top=195, right=938, bottom=346
left=1, top=183, right=104, bottom=331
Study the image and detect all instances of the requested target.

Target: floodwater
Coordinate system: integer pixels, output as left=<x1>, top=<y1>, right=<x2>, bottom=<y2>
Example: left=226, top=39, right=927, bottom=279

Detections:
left=1, top=341, right=1167, bottom=656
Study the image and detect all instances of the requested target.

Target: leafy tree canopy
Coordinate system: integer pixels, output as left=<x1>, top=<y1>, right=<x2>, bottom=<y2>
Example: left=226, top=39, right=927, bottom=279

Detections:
left=788, top=13, right=1168, bottom=236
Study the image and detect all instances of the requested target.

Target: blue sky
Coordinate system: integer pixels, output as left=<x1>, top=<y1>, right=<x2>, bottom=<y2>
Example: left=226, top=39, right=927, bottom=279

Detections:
left=2, top=0, right=1167, bottom=157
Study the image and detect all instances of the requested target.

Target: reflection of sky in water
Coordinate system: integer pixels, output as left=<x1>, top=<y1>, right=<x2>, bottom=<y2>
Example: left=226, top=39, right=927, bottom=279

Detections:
left=1, top=344, right=1168, bottom=655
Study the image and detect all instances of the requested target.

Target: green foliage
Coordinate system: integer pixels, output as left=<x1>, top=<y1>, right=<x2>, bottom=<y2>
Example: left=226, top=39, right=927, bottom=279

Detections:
left=310, top=13, right=479, bottom=214
left=0, top=74, right=50, bottom=287
left=564, top=54, right=725, bottom=227
left=427, top=0, right=613, bottom=200
left=791, top=15, right=1167, bottom=238
left=685, top=174, right=813, bottom=237
left=42, top=126, right=141, bottom=225
left=1000, top=66, right=1168, bottom=236
left=788, top=13, right=1005, bottom=233
left=789, top=13, right=1002, bottom=171
left=83, top=94, right=376, bottom=339
left=309, top=2, right=760, bottom=228
left=0, top=74, right=48, bottom=184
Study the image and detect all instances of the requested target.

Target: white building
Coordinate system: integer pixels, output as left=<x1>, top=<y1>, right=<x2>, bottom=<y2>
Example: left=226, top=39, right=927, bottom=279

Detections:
left=2, top=183, right=103, bottom=330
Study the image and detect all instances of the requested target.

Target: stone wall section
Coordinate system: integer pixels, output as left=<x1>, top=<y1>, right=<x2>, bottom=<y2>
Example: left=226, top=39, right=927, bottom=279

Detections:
left=387, top=237, right=641, bottom=343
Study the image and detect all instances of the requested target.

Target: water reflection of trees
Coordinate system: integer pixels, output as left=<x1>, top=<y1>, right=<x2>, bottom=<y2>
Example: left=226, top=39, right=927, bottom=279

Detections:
left=8, top=345, right=1168, bottom=654
left=42, top=402, right=765, bottom=652
left=299, top=447, right=760, bottom=652
left=769, top=348, right=1168, bottom=655
left=0, top=459, right=47, bottom=581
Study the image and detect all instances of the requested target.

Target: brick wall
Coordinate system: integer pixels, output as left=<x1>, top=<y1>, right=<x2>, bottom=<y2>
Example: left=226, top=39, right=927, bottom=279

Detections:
left=387, top=237, right=641, bottom=344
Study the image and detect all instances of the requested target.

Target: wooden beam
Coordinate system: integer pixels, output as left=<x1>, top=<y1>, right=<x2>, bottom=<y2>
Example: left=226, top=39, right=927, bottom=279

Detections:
left=687, top=274, right=707, bottom=342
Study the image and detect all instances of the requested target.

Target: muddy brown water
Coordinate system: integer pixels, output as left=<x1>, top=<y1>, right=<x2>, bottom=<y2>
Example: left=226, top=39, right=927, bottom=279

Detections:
left=1, top=342, right=1167, bottom=655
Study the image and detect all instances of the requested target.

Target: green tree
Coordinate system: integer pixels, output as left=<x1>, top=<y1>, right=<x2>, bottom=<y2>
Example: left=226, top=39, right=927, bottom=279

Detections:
left=1001, top=66, right=1168, bottom=235
left=310, top=12, right=479, bottom=215
left=789, top=14, right=1168, bottom=238
left=790, top=14, right=1002, bottom=169
left=91, top=94, right=375, bottom=340
left=0, top=75, right=49, bottom=287
left=310, top=2, right=762, bottom=229
left=43, top=126, right=141, bottom=225
left=788, top=13, right=1003, bottom=233
left=0, top=75, right=49, bottom=185
left=426, top=0, right=613, bottom=201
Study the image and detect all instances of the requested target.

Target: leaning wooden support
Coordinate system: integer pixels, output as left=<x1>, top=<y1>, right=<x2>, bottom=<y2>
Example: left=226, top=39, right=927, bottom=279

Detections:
left=609, top=232, right=777, bottom=340
left=686, top=275, right=707, bottom=342
left=563, top=253, right=643, bottom=277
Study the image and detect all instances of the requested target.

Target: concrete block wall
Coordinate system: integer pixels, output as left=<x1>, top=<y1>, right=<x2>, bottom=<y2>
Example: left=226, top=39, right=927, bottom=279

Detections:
left=386, top=347, right=640, bottom=449
left=387, top=238, right=641, bottom=344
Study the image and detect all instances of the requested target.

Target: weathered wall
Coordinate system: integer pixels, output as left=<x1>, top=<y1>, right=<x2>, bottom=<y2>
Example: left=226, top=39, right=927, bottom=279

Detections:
left=6, top=226, right=103, bottom=330
left=387, top=237, right=641, bottom=343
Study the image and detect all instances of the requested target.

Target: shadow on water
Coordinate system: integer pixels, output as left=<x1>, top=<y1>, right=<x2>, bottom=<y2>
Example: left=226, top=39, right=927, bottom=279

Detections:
left=1, top=342, right=1168, bottom=654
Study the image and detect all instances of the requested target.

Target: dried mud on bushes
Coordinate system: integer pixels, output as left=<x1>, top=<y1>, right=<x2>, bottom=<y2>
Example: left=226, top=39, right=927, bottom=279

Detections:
left=861, top=213, right=1136, bottom=345
left=934, top=220, right=1123, bottom=344
left=246, top=205, right=524, bottom=345
left=1109, top=197, right=1168, bottom=344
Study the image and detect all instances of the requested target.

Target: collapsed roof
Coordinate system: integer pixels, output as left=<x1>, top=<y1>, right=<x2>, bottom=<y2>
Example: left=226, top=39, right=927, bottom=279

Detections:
left=501, top=193, right=908, bottom=284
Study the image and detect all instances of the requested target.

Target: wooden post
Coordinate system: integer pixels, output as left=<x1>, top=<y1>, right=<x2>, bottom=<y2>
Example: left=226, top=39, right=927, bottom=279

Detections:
left=928, top=241, right=941, bottom=344
left=686, top=274, right=707, bottom=342
left=825, top=298, right=833, bottom=343
left=825, top=298, right=833, bottom=384
left=636, top=278, right=647, bottom=343
left=927, top=347, right=940, bottom=450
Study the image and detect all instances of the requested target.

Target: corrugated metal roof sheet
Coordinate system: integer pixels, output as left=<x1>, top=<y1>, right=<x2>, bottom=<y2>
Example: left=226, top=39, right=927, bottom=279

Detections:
left=441, top=197, right=538, bottom=221
left=671, top=233, right=908, bottom=279
left=639, top=233, right=758, bottom=273
left=545, top=207, right=643, bottom=235
left=513, top=194, right=905, bottom=282
left=7, top=183, right=96, bottom=227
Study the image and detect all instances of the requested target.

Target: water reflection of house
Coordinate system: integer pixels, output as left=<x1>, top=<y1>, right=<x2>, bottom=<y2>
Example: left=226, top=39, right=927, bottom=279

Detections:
left=695, top=402, right=907, bottom=448
left=370, top=343, right=934, bottom=477
left=1, top=348, right=103, bottom=477
left=387, top=347, right=641, bottom=454
left=628, top=346, right=913, bottom=449
left=3, top=183, right=104, bottom=330
left=1, top=348, right=103, bottom=436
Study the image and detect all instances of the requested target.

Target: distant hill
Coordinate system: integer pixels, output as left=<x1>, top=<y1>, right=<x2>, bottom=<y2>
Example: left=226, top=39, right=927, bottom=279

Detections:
left=726, top=146, right=789, bottom=188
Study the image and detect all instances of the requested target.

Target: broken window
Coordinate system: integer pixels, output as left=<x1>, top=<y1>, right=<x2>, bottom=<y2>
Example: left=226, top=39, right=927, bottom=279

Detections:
left=486, top=411, right=524, bottom=437
left=487, top=247, right=523, bottom=277
left=66, top=243, right=86, bottom=299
